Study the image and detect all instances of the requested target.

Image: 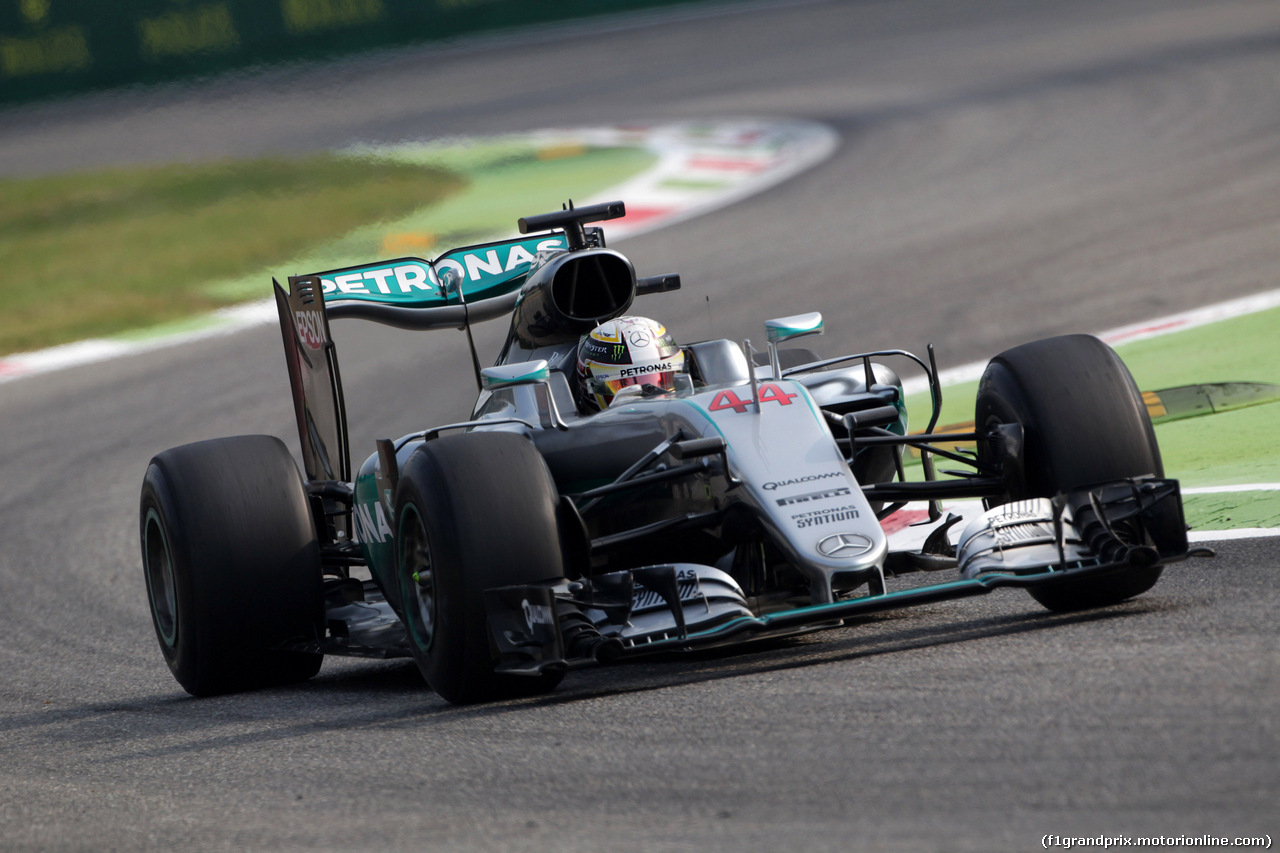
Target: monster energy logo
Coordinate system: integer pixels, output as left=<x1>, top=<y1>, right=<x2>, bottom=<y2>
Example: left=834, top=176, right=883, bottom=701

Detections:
left=613, top=344, right=626, bottom=360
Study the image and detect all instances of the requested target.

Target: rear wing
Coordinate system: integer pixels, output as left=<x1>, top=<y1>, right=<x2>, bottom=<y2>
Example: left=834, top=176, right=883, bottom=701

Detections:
left=316, top=232, right=572, bottom=328
left=273, top=233, right=573, bottom=486
left=272, top=202, right=634, bottom=496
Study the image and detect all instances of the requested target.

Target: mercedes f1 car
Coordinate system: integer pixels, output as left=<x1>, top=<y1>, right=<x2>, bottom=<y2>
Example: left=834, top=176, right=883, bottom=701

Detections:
left=139, top=201, right=1189, bottom=703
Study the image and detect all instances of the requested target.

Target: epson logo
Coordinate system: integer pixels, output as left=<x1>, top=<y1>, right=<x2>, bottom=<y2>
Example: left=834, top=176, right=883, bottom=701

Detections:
left=294, top=309, right=325, bottom=350
left=776, top=486, right=851, bottom=507
left=762, top=472, right=842, bottom=492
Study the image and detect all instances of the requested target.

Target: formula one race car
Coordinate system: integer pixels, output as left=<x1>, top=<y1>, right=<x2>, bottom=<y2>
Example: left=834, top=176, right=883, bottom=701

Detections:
left=139, top=201, right=1189, bottom=703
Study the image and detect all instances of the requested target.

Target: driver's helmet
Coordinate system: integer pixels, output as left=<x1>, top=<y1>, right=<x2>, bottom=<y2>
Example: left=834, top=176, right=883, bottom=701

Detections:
left=575, top=316, right=687, bottom=411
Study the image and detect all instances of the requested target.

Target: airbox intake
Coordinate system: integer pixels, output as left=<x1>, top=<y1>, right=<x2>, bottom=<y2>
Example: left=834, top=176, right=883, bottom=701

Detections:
left=511, top=249, right=636, bottom=347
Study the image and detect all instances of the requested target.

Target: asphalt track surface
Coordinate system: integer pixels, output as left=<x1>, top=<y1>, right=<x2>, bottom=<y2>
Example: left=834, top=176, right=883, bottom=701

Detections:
left=2, top=1, right=1278, bottom=849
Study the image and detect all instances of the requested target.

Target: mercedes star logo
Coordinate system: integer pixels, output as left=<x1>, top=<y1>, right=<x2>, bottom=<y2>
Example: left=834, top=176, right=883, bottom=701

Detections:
left=817, top=532, right=873, bottom=558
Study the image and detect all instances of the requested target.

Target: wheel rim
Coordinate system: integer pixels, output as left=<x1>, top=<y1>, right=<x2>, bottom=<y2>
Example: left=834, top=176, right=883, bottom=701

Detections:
left=398, top=504, right=436, bottom=651
left=143, top=508, right=178, bottom=648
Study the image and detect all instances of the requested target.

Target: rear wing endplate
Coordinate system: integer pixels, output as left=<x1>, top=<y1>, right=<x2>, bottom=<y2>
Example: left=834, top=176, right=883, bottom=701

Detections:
left=274, top=275, right=351, bottom=489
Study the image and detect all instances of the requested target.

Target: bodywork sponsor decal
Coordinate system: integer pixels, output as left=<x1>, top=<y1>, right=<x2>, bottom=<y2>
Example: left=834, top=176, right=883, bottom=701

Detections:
left=316, top=237, right=566, bottom=307
left=354, top=500, right=393, bottom=543
left=322, top=263, right=436, bottom=298
left=762, top=471, right=842, bottom=491
left=791, top=505, right=862, bottom=529
left=293, top=307, right=326, bottom=350
left=777, top=486, right=851, bottom=507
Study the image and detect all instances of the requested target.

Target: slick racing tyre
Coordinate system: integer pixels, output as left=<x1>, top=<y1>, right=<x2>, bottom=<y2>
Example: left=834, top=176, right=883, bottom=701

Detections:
left=395, top=432, right=566, bottom=705
left=975, top=334, right=1165, bottom=612
left=140, top=435, right=324, bottom=696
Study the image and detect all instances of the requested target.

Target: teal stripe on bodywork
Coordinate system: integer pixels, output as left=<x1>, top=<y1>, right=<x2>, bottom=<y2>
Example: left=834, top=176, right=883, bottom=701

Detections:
left=677, top=397, right=728, bottom=440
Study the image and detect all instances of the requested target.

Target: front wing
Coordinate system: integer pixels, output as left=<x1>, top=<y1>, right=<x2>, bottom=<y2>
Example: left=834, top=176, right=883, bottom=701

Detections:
left=484, top=478, right=1188, bottom=676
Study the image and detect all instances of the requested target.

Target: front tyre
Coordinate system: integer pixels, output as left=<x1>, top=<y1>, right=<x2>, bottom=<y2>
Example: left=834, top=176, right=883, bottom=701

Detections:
left=140, top=435, right=324, bottom=695
left=395, top=432, right=565, bottom=705
left=976, top=334, right=1165, bottom=612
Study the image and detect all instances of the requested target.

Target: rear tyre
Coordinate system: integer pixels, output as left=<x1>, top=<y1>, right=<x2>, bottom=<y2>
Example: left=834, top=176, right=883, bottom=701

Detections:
left=975, top=334, right=1165, bottom=612
left=395, top=432, right=565, bottom=704
left=140, top=435, right=324, bottom=696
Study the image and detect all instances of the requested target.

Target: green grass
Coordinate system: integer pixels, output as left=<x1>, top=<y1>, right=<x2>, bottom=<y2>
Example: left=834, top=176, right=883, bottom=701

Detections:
left=1182, top=489, right=1280, bottom=529
left=0, top=141, right=658, bottom=355
left=900, top=307, right=1280, bottom=528
left=1123, top=309, right=1280, bottom=489
left=0, top=155, right=466, bottom=354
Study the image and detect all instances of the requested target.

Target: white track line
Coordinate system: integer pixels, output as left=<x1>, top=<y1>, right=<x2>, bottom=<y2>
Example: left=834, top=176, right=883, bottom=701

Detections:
left=1189, top=528, right=1280, bottom=542
left=901, top=286, right=1280, bottom=397
left=1183, top=484, right=1280, bottom=493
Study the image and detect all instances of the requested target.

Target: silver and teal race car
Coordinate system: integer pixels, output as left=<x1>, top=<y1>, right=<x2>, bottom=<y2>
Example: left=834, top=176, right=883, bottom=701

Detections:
left=139, top=201, right=1189, bottom=704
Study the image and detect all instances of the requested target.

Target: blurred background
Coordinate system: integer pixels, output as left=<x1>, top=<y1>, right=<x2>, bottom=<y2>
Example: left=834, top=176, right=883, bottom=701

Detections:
left=1, top=1, right=1277, bottom=849
left=0, top=0, right=700, bottom=104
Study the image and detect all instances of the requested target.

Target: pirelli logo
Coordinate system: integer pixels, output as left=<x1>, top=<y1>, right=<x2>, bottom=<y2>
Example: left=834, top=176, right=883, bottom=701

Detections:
left=776, top=486, right=851, bottom=507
